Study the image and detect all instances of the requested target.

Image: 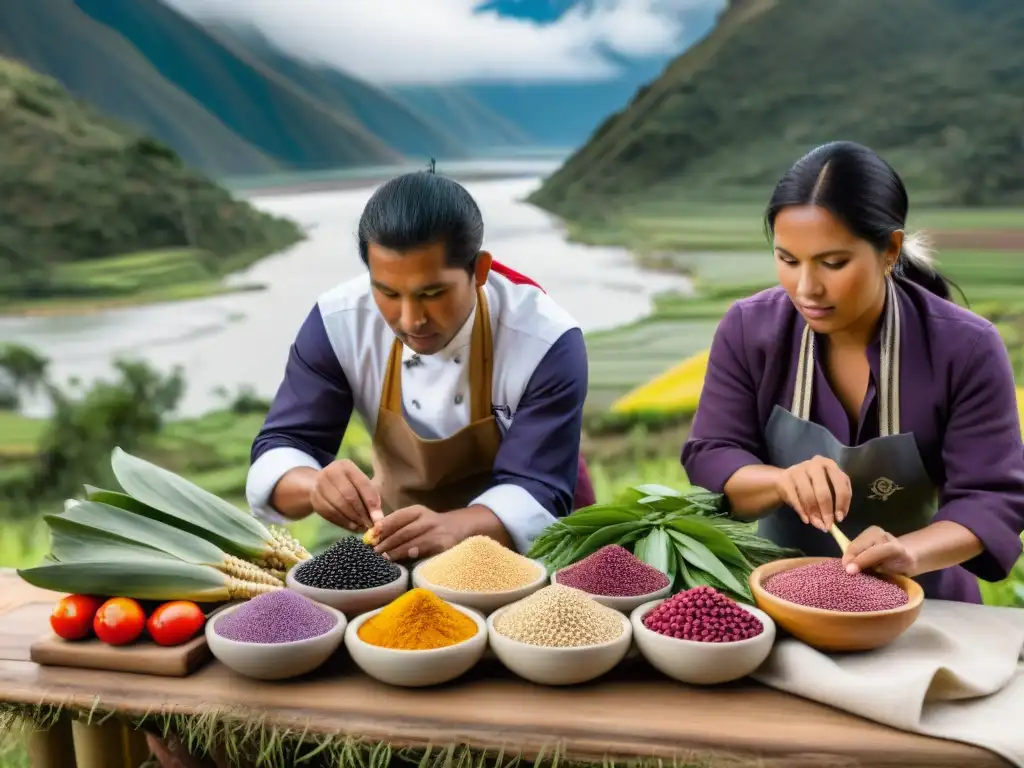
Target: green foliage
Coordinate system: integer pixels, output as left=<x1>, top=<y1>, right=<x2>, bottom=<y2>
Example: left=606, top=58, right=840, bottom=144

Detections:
left=531, top=0, right=1024, bottom=215
left=0, top=57, right=304, bottom=300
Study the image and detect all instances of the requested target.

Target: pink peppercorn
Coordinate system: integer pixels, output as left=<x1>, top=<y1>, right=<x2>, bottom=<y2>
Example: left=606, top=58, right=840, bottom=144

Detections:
left=762, top=559, right=908, bottom=612
left=558, top=544, right=670, bottom=597
left=642, top=586, right=763, bottom=643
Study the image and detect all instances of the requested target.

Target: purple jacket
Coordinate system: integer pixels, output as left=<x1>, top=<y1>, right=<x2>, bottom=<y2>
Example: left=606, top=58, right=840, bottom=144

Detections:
left=682, top=279, right=1024, bottom=590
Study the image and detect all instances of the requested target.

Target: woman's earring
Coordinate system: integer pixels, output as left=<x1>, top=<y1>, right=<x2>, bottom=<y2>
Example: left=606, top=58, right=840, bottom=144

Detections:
left=884, top=263, right=893, bottom=277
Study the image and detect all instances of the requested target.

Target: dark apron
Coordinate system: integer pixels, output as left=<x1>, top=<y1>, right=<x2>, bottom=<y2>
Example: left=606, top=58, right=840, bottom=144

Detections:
left=761, top=278, right=980, bottom=602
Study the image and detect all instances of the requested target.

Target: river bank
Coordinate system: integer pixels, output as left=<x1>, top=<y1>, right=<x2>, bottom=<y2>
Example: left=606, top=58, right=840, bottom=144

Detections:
left=2, top=161, right=565, bottom=321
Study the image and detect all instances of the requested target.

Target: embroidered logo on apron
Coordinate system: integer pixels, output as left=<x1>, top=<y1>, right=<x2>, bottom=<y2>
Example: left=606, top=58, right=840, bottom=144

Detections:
left=868, top=477, right=903, bottom=501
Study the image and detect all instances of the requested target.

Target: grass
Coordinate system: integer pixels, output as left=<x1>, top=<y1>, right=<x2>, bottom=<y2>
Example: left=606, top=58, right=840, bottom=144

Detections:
left=566, top=202, right=1024, bottom=256
left=580, top=202, right=1024, bottom=408
left=0, top=248, right=270, bottom=318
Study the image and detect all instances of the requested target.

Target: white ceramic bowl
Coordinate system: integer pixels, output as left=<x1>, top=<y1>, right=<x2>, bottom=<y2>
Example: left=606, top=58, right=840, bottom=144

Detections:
left=286, top=563, right=409, bottom=616
left=411, top=557, right=549, bottom=614
left=344, top=601, right=487, bottom=687
left=550, top=569, right=672, bottom=614
left=486, top=604, right=632, bottom=686
left=206, top=602, right=346, bottom=681
left=630, top=599, right=776, bottom=685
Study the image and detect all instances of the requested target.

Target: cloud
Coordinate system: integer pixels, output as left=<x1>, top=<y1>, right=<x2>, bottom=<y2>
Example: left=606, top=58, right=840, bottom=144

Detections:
left=164, top=0, right=722, bottom=85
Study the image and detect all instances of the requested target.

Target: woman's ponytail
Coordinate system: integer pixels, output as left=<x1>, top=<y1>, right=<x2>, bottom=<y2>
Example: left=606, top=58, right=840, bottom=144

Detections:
left=893, top=230, right=953, bottom=301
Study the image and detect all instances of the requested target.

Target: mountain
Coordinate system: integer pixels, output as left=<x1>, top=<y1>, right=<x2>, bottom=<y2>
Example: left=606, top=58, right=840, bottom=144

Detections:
left=212, top=26, right=530, bottom=154
left=0, top=0, right=524, bottom=176
left=0, top=0, right=277, bottom=175
left=396, top=0, right=724, bottom=147
left=389, top=87, right=533, bottom=150
left=530, top=0, right=1024, bottom=216
left=0, top=57, right=301, bottom=299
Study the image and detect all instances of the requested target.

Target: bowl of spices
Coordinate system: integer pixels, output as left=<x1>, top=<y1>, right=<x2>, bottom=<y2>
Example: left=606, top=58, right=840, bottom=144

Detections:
left=552, top=544, right=672, bottom=613
left=344, top=588, right=487, bottom=687
left=287, top=536, right=409, bottom=616
left=411, top=536, right=548, bottom=614
left=206, top=590, right=346, bottom=680
left=631, top=586, right=775, bottom=685
left=487, top=583, right=632, bottom=686
left=749, top=557, right=924, bottom=652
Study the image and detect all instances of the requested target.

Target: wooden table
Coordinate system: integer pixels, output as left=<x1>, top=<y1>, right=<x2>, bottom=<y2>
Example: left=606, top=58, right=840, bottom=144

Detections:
left=0, top=572, right=1008, bottom=768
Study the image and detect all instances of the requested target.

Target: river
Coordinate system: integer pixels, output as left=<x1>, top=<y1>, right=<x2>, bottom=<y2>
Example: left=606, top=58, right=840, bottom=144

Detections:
left=2, top=170, right=691, bottom=418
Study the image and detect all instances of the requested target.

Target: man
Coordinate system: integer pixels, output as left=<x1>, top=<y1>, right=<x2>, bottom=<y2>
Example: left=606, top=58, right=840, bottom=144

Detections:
left=246, top=170, right=595, bottom=561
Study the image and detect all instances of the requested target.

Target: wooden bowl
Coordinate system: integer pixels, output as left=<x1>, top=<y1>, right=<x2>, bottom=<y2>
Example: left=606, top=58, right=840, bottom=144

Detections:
left=749, top=557, right=924, bottom=652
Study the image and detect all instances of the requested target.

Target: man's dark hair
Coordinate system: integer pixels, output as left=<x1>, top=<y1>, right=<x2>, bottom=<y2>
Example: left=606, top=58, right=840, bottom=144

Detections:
left=357, top=171, right=484, bottom=272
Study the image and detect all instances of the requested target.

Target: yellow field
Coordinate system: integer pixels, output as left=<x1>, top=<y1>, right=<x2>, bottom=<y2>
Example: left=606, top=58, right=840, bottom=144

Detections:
left=613, top=349, right=1024, bottom=438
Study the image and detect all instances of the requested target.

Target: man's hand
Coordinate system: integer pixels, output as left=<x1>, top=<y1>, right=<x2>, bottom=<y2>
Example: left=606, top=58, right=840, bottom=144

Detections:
left=371, top=505, right=464, bottom=561
left=310, top=459, right=384, bottom=531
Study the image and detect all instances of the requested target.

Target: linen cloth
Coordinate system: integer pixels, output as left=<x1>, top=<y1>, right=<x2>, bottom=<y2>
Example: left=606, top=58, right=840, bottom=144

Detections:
left=753, top=599, right=1024, bottom=766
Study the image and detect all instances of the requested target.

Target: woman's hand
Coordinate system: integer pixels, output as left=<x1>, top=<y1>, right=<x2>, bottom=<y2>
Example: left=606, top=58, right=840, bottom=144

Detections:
left=774, top=456, right=852, bottom=532
left=842, top=525, right=918, bottom=576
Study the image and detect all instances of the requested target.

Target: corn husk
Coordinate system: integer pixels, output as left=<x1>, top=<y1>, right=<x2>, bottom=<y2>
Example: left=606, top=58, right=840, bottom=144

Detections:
left=17, top=558, right=281, bottom=602
left=104, top=448, right=309, bottom=570
left=49, top=501, right=283, bottom=585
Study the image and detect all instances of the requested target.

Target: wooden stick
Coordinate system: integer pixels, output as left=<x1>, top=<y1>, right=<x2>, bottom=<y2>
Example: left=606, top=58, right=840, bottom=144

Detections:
left=829, top=523, right=851, bottom=554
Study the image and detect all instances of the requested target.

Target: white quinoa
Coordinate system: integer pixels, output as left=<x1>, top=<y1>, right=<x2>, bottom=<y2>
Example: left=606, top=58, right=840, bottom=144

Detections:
left=420, top=535, right=541, bottom=592
left=494, top=584, right=624, bottom=647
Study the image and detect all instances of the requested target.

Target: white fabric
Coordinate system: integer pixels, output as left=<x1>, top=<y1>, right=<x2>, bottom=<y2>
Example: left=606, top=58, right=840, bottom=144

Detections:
left=752, top=599, right=1024, bottom=766
left=396, top=301, right=476, bottom=440
left=248, top=271, right=580, bottom=541
left=247, top=447, right=323, bottom=525
left=471, top=483, right=558, bottom=555
left=315, top=270, right=579, bottom=434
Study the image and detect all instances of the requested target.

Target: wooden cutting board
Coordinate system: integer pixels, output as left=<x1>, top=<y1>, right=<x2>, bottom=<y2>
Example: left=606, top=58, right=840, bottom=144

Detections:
left=27, top=602, right=231, bottom=678
left=30, top=629, right=211, bottom=677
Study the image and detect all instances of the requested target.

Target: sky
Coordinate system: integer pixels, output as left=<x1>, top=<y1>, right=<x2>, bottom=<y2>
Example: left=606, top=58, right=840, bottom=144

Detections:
left=164, top=0, right=724, bottom=85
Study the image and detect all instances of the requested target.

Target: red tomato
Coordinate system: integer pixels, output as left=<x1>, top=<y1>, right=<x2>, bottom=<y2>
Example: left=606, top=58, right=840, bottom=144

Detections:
left=146, top=601, right=205, bottom=647
left=93, top=597, right=146, bottom=646
left=50, top=595, right=103, bottom=641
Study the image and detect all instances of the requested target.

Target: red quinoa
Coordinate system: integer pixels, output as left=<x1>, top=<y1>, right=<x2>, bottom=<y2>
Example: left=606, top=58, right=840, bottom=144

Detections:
left=558, top=544, right=669, bottom=597
left=762, top=559, right=908, bottom=612
left=642, top=586, right=763, bottom=642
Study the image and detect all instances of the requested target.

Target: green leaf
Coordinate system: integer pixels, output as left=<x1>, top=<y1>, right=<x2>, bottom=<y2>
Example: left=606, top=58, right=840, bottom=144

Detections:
left=567, top=521, right=649, bottom=564
left=109, top=447, right=272, bottom=560
left=52, top=500, right=230, bottom=566
left=665, top=529, right=749, bottom=597
left=47, top=520, right=183, bottom=565
left=82, top=487, right=162, bottom=517
left=663, top=517, right=751, bottom=569
left=633, top=534, right=649, bottom=564
left=633, top=484, right=683, bottom=498
left=533, top=533, right=581, bottom=569
left=561, top=505, right=644, bottom=527
left=638, top=528, right=672, bottom=575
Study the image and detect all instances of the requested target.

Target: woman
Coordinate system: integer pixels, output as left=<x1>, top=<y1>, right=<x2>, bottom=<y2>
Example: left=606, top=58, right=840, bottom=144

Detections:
left=681, top=140, right=1024, bottom=603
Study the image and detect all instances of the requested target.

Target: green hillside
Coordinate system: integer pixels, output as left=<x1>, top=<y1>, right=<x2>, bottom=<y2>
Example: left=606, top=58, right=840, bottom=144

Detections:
left=72, top=0, right=408, bottom=170
left=0, top=0, right=277, bottom=175
left=0, top=57, right=303, bottom=307
left=530, top=0, right=1024, bottom=220
left=0, top=0, right=495, bottom=175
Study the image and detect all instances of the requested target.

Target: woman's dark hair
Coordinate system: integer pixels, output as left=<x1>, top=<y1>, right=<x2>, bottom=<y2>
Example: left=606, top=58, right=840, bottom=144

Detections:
left=358, top=170, right=483, bottom=273
left=764, top=141, right=954, bottom=301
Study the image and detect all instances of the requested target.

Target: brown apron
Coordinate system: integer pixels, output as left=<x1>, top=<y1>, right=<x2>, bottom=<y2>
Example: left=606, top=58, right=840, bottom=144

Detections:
left=370, top=288, right=503, bottom=514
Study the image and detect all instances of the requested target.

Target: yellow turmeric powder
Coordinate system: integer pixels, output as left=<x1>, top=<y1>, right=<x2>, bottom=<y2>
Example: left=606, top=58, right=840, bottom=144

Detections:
left=357, top=588, right=477, bottom=650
